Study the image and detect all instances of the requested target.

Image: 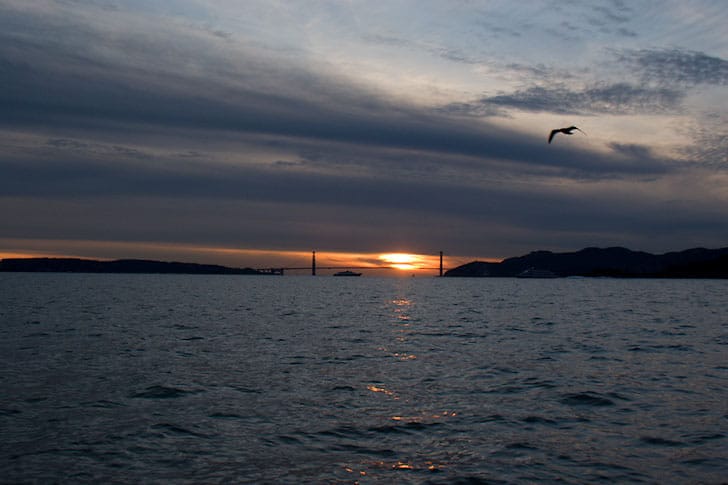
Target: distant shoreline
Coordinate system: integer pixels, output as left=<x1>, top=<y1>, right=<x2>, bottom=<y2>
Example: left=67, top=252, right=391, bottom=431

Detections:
left=0, top=258, right=267, bottom=275
left=2, top=246, right=728, bottom=278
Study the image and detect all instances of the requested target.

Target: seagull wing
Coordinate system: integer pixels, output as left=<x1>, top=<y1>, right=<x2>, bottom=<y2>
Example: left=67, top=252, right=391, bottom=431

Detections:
left=548, top=129, right=558, bottom=144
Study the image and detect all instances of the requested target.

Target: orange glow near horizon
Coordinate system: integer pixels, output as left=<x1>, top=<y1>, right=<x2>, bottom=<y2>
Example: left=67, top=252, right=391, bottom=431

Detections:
left=0, top=252, right=45, bottom=260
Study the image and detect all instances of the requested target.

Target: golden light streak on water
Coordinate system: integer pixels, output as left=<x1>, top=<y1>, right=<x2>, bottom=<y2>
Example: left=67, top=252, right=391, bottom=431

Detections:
left=390, top=411, right=458, bottom=424
left=393, top=353, right=417, bottom=360
left=366, top=385, right=398, bottom=399
left=356, top=460, right=446, bottom=474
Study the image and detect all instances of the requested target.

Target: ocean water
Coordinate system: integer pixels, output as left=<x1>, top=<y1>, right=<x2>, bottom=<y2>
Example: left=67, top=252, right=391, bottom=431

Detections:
left=1, top=273, right=726, bottom=483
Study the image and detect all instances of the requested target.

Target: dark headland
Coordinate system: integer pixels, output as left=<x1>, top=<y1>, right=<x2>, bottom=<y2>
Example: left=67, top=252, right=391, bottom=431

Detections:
left=0, top=258, right=265, bottom=275
left=445, top=247, right=728, bottom=278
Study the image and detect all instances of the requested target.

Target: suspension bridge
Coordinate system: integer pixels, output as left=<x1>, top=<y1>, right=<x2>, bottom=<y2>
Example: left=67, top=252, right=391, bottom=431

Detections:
left=257, top=251, right=447, bottom=276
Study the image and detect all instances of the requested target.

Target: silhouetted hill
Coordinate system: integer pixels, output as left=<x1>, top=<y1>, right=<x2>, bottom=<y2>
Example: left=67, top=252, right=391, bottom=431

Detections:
left=0, top=258, right=266, bottom=275
left=444, top=247, right=728, bottom=278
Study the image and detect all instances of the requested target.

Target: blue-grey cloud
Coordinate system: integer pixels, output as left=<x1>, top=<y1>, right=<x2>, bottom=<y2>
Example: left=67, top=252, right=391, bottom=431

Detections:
left=542, top=1, right=636, bottom=41
left=592, top=4, right=630, bottom=25
left=616, top=48, right=728, bottom=86
left=587, top=2, right=632, bottom=32
left=0, top=5, right=672, bottom=182
left=607, top=143, right=654, bottom=161
left=505, top=62, right=580, bottom=84
left=440, top=83, right=683, bottom=116
left=678, top=115, right=728, bottom=168
left=45, top=138, right=151, bottom=160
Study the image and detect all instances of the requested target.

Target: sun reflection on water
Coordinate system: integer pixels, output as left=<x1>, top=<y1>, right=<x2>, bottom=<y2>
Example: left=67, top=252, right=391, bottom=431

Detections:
left=352, top=290, right=455, bottom=482
left=366, top=384, right=398, bottom=399
left=345, top=459, right=447, bottom=478
left=391, top=297, right=413, bottom=323
left=393, top=352, right=417, bottom=360
left=391, top=411, right=458, bottom=423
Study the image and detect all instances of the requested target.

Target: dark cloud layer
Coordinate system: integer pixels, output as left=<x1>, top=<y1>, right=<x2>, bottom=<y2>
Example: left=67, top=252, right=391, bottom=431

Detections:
left=1, top=158, right=719, bottom=256
left=1, top=2, right=727, bottom=258
left=0, top=139, right=666, bottom=214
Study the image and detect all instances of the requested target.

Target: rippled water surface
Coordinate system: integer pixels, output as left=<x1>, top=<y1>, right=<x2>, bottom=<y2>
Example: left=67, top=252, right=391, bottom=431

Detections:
left=1, top=274, right=726, bottom=483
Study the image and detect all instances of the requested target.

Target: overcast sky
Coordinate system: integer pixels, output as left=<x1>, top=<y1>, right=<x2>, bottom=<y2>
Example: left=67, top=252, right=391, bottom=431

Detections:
left=1, top=0, right=727, bottom=267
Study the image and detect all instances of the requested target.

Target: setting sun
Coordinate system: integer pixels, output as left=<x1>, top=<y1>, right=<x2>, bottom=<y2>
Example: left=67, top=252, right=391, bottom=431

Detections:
left=379, top=253, right=425, bottom=271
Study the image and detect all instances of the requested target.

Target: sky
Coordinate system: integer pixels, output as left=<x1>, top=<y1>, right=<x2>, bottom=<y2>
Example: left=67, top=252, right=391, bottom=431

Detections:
left=1, top=0, right=727, bottom=272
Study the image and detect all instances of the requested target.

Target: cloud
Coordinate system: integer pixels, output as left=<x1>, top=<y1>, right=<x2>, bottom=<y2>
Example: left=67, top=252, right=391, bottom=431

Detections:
left=1, top=1, right=726, bottom=259
left=0, top=129, right=670, bottom=212
left=505, top=62, right=580, bottom=84
left=616, top=48, right=728, bottom=86
left=441, top=83, right=683, bottom=116
left=607, top=142, right=654, bottom=160
left=586, top=2, right=633, bottom=32
left=2, top=164, right=724, bottom=256
left=0, top=3, right=676, bottom=184
left=678, top=115, right=728, bottom=168
left=45, top=138, right=151, bottom=160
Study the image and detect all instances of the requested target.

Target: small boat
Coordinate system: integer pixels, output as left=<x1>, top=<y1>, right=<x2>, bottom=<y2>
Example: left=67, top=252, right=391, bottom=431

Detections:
left=517, top=268, right=558, bottom=278
left=333, top=270, right=362, bottom=277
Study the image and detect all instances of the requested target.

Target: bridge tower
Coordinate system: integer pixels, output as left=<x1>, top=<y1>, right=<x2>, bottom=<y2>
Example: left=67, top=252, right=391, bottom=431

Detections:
left=439, top=251, right=444, bottom=277
left=312, top=250, right=316, bottom=276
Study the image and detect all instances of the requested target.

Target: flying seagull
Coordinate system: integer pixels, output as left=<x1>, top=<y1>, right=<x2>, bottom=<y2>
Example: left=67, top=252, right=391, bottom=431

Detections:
left=548, top=126, right=585, bottom=144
